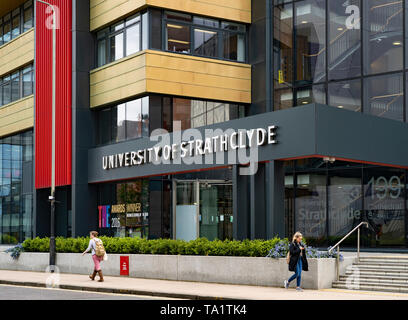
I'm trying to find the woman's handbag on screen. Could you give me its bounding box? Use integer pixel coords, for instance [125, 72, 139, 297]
[103, 253, 108, 261]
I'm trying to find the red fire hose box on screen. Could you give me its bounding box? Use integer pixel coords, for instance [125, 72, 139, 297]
[120, 256, 129, 276]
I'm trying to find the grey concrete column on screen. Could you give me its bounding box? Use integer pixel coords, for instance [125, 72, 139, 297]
[265, 160, 285, 239]
[71, 0, 97, 237]
[233, 165, 250, 240]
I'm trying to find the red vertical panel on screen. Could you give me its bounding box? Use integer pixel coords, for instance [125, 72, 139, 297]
[35, 0, 72, 189]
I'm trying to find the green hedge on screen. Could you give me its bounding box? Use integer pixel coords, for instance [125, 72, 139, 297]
[22, 237, 287, 257]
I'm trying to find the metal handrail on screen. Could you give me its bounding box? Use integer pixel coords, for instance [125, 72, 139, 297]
[328, 221, 369, 281]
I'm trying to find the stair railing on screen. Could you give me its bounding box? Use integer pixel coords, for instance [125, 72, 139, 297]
[328, 221, 369, 281]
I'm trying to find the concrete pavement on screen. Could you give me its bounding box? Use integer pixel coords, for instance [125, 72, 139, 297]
[0, 270, 408, 300]
[0, 284, 166, 300]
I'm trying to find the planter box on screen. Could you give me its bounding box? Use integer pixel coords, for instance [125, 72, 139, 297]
[0, 252, 355, 289]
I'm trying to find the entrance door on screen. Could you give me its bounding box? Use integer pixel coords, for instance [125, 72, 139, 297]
[174, 180, 233, 241]
[174, 181, 199, 241]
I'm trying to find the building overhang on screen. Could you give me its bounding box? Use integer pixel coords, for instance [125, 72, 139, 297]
[88, 104, 408, 183]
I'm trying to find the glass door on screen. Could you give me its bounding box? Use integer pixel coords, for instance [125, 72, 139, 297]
[174, 181, 199, 241]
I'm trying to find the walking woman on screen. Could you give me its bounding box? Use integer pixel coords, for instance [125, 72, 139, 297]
[82, 231, 105, 282]
[284, 232, 308, 291]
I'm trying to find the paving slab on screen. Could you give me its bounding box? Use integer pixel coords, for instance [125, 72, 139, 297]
[0, 270, 408, 300]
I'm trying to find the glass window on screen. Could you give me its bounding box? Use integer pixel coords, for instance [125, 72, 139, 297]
[23, 1, 33, 32]
[110, 32, 124, 62]
[0, 18, 4, 46]
[3, 14, 11, 43]
[126, 99, 142, 140]
[22, 65, 33, 97]
[295, 84, 326, 106]
[142, 12, 148, 50]
[166, 23, 191, 53]
[194, 28, 218, 58]
[173, 98, 192, 131]
[363, 167, 405, 247]
[126, 23, 140, 55]
[3, 75, 11, 105]
[294, 0, 326, 85]
[11, 9, 20, 39]
[113, 103, 126, 142]
[194, 17, 218, 28]
[274, 3, 293, 103]
[328, 0, 361, 80]
[97, 38, 107, 67]
[11, 72, 20, 102]
[328, 79, 361, 112]
[125, 14, 140, 26]
[274, 85, 293, 110]
[223, 32, 245, 62]
[141, 96, 149, 137]
[295, 173, 327, 247]
[364, 0, 403, 75]
[364, 73, 403, 121]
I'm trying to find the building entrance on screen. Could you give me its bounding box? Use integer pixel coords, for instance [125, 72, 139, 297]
[173, 180, 233, 241]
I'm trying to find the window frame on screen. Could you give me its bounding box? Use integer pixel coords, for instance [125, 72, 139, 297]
[0, 0, 33, 48]
[162, 10, 248, 63]
[96, 11, 147, 68]
[0, 63, 34, 108]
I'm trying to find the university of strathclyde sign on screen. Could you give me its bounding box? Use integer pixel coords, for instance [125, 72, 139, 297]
[102, 126, 278, 171]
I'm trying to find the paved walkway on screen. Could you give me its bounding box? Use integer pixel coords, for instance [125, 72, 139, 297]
[0, 270, 407, 300]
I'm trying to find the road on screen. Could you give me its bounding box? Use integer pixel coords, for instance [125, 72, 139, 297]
[0, 284, 166, 300]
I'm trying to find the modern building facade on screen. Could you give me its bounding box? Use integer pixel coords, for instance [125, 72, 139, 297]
[1, 0, 408, 250]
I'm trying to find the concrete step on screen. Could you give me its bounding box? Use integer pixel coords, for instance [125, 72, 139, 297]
[339, 276, 408, 286]
[340, 274, 408, 282]
[332, 282, 408, 293]
[358, 259, 408, 265]
[346, 265, 408, 273]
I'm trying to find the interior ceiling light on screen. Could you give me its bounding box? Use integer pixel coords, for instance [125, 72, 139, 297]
[167, 24, 183, 29]
[393, 41, 402, 46]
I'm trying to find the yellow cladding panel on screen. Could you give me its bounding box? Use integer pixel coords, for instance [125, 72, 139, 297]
[90, 52, 147, 108]
[90, 0, 250, 31]
[0, 29, 34, 77]
[0, 95, 34, 137]
[145, 51, 251, 103]
[90, 50, 251, 108]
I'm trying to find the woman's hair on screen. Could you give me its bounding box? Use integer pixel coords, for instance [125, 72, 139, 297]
[90, 231, 98, 237]
[292, 231, 303, 242]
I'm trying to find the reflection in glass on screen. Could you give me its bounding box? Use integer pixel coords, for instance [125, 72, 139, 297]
[296, 84, 325, 105]
[328, 171, 362, 246]
[110, 33, 124, 62]
[363, 168, 405, 247]
[295, 0, 326, 84]
[274, 4, 293, 90]
[194, 29, 218, 58]
[364, 0, 403, 75]
[328, 80, 361, 112]
[126, 24, 140, 55]
[365, 73, 403, 121]
[223, 33, 245, 62]
[126, 99, 142, 140]
[328, 0, 361, 80]
[295, 173, 327, 247]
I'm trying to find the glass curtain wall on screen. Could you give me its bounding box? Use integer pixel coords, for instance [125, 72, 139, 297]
[284, 159, 407, 249]
[97, 179, 150, 238]
[0, 130, 33, 244]
[96, 95, 247, 146]
[273, 0, 406, 122]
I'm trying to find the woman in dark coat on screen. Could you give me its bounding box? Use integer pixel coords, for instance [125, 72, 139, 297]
[284, 232, 308, 291]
